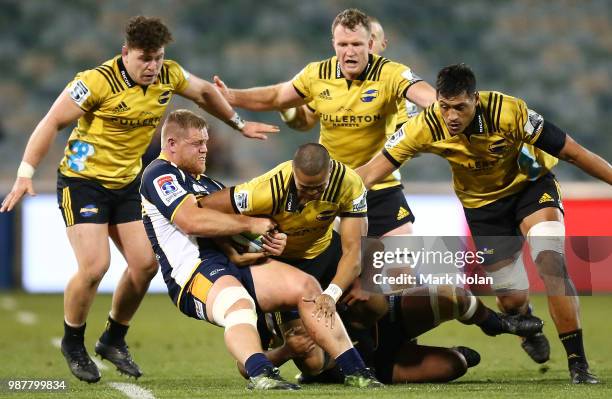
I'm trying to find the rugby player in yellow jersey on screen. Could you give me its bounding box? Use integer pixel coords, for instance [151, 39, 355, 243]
[0, 16, 278, 383]
[203, 143, 383, 387]
[213, 9, 436, 238]
[280, 17, 420, 133]
[358, 63, 612, 384]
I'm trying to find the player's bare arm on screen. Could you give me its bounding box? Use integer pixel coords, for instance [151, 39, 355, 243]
[405, 80, 436, 108]
[356, 153, 400, 190]
[1, 91, 84, 212]
[557, 134, 612, 185]
[172, 194, 275, 236]
[179, 74, 279, 140]
[213, 77, 306, 111]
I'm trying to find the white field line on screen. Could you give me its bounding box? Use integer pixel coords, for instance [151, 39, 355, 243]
[108, 382, 156, 399]
[0, 296, 17, 311]
[16, 310, 37, 325]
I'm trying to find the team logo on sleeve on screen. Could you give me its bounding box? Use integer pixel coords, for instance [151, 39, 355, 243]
[352, 190, 367, 213]
[154, 174, 187, 206]
[524, 109, 544, 140]
[234, 190, 250, 212]
[385, 127, 405, 149]
[68, 80, 91, 106]
[401, 69, 422, 84]
[361, 89, 378, 103]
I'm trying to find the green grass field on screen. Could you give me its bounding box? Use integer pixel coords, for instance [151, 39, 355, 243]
[0, 293, 610, 398]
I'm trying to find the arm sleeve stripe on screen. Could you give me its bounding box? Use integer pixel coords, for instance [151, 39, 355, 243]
[170, 194, 193, 223]
[382, 149, 402, 168]
[339, 212, 367, 218]
[292, 84, 306, 98]
[229, 186, 240, 214]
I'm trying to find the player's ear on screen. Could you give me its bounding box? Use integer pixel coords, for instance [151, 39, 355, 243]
[121, 45, 129, 59]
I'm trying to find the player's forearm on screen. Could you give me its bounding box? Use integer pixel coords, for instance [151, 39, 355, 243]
[22, 115, 62, 168]
[331, 252, 361, 292]
[405, 81, 436, 108]
[179, 209, 253, 237]
[559, 137, 612, 185]
[230, 85, 285, 111]
[197, 81, 240, 121]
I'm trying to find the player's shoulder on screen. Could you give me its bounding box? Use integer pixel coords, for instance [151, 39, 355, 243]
[241, 161, 292, 189]
[70, 56, 121, 97]
[407, 104, 445, 144]
[160, 58, 190, 84]
[479, 90, 526, 131]
[321, 160, 362, 203]
[142, 158, 184, 184]
[304, 56, 336, 80]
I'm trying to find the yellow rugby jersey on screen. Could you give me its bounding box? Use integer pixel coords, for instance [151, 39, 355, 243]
[59, 56, 189, 189]
[292, 54, 422, 191]
[230, 160, 367, 259]
[383, 91, 558, 208]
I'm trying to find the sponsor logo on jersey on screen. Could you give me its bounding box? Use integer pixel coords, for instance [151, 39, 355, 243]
[385, 127, 405, 149]
[318, 89, 332, 100]
[361, 89, 378, 103]
[110, 116, 161, 129]
[68, 80, 90, 106]
[234, 191, 249, 212]
[158, 90, 171, 105]
[79, 204, 99, 217]
[396, 206, 410, 221]
[401, 69, 422, 84]
[154, 174, 187, 206]
[193, 299, 205, 320]
[320, 113, 381, 127]
[111, 101, 130, 113]
[209, 268, 226, 276]
[524, 109, 544, 141]
[352, 190, 367, 213]
[539, 193, 554, 204]
[316, 209, 336, 221]
[193, 183, 209, 194]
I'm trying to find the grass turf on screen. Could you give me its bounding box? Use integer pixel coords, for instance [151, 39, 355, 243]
[0, 293, 610, 398]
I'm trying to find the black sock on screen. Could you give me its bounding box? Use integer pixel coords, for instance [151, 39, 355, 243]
[99, 316, 129, 346]
[63, 321, 86, 345]
[476, 309, 505, 336]
[559, 329, 587, 367]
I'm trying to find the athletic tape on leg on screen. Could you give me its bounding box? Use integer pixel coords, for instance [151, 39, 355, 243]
[212, 286, 255, 326]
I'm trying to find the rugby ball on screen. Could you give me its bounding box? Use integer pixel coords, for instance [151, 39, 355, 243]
[231, 232, 264, 253]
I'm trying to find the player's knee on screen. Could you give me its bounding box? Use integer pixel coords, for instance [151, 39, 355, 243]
[78, 261, 110, 286]
[298, 274, 323, 301]
[496, 292, 529, 314]
[444, 351, 468, 381]
[211, 286, 257, 332]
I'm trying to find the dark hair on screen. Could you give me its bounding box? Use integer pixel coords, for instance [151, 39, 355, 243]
[293, 143, 330, 176]
[436, 63, 477, 98]
[331, 8, 371, 36]
[125, 16, 173, 52]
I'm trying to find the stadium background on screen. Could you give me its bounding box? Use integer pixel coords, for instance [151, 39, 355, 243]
[0, 1, 611, 397]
